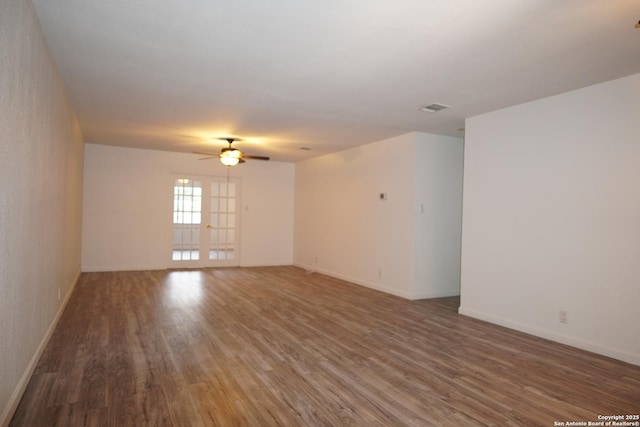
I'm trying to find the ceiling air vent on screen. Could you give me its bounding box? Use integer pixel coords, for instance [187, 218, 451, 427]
[419, 103, 451, 113]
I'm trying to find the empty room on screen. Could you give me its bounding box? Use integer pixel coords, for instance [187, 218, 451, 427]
[1, 0, 639, 426]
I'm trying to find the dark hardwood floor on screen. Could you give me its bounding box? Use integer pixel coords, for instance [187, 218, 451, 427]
[10, 267, 640, 426]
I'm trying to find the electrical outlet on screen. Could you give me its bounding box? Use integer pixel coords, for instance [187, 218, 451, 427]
[559, 310, 568, 324]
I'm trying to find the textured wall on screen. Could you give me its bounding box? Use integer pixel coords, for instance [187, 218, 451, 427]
[0, 0, 83, 423]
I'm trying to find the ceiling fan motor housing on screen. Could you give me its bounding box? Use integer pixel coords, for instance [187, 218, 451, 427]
[221, 147, 242, 158]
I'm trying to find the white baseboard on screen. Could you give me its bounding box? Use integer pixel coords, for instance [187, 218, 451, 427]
[458, 306, 640, 366]
[294, 263, 415, 299]
[410, 289, 461, 300]
[81, 264, 166, 272]
[293, 263, 461, 301]
[238, 263, 292, 268]
[0, 273, 81, 427]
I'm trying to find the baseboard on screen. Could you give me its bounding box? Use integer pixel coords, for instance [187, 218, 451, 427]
[0, 273, 81, 427]
[238, 262, 294, 268]
[294, 262, 415, 299]
[81, 264, 167, 272]
[410, 289, 461, 300]
[458, 306, 640, 366]
[293, 263, 461, 301]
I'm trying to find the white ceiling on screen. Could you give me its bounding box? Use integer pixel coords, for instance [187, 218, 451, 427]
[32, 0, 640, 162]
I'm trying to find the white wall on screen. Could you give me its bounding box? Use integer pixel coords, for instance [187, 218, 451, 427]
[413, 133, 464, 298]
[82, 144, 294, 271]
[0, 0, 84, 424]
[460, 73, 640, 365]
[294, 132, 463, 299]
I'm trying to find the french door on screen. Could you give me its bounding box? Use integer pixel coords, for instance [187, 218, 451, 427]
[171, 176, 240, 267]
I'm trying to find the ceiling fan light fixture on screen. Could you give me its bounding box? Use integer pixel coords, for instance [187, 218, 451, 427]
[220, 148, 242, 166]
[220, 156, 240, 166]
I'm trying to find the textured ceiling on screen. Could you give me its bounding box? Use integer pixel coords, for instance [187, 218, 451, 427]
[32, 0, 640, 162]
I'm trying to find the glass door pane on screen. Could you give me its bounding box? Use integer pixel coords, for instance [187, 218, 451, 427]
[208, 180, 237, 262]
[172, 178, 202, 261]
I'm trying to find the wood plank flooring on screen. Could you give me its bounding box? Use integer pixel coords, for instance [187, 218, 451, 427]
[10, 267, 640, 426]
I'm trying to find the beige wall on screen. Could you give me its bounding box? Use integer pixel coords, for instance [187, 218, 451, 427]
[0, 1, 84, 424]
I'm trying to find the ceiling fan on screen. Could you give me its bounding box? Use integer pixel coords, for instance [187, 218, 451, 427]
[193, 138, 270, 166]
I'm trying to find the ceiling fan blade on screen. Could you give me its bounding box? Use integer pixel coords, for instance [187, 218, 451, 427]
[198, 156, 216, 160]
[242, 155, 270, 161]
[193, 150, 219, 156]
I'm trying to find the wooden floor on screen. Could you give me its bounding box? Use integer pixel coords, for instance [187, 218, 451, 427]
[10, 267, 640, 426]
